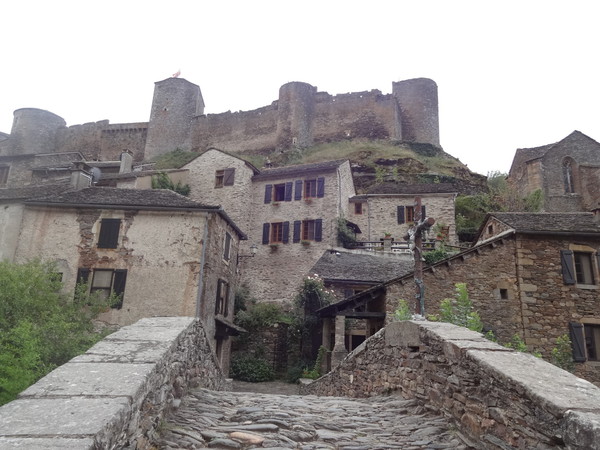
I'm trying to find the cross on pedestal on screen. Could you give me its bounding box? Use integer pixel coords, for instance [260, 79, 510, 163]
[403, 196, 435, 317]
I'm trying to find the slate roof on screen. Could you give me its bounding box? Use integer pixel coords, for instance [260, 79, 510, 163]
[183, 148, 261, 174]
[25, 187, 219, 210]
[0, 183, 73, 202]
[98, 168, 185, 181]
[252, 160, 348, 181]
[361, 182, 458, 196]
[311, 250, 414, 283]
[489, 212, 600, 234]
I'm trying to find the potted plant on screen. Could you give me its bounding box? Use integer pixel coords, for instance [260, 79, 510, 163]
[300, 240, 311, 246]
[269, 243, 279, 251]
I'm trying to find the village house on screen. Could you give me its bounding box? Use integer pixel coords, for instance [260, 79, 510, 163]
[507, 130, 600, 212]
[321, 211, 600, 384]
[4, 178, 246, 373]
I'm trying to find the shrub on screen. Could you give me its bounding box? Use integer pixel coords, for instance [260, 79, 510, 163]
[229, 355, 275, 382]
[431, 283, 483, 332]
[424, 247, 449, 265]
[337, 217, 357, 248]
[551, 334, 575, 372]
[393, 299, 412, 321]
[151, 172, 191, 196]
[234, 302, 286, 332]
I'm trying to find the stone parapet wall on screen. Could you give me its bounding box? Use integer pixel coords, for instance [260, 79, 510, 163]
[0, 317, 226, 450]
[301, 320, 600, 449]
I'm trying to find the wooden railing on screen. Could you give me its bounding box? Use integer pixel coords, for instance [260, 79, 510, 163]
[349, 240, 437, 254]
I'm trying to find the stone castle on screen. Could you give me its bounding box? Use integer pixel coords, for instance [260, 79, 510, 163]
[0, 77, 440, 163]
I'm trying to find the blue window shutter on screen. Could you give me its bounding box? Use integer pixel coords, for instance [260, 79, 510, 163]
[284, 182, 293, 202]
[317, 177, 325, 198]
[397, 206, 405, 224]
[282, 221, 290, 243]
[560, 250, 576, 285]
[315, 219, 323, 242]
[264, 185, 272, 204]
[293, 220, 301, 243]
[569, 322, 586, 362]
[262, 223, 270, 244]
[295, 180, 303, 200]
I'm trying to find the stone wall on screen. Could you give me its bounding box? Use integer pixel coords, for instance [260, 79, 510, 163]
[0, 317, 227, 449]
[301, 320, 600, 449]
[349, 193, 457, 244]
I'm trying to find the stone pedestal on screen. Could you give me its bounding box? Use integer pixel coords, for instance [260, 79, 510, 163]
[331, 315, 348, 369]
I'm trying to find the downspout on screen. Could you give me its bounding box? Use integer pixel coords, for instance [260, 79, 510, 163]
[195, 214, 210, 319]
[513, 234, 528, 343]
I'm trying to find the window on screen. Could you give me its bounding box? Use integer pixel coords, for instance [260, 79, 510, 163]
[304, 179, 317, 199]
[302, 220, 316, 240]
[575, 252, 595, 285]
[215, 279, 229, 316]
[570, 322, 600, 362]
[563, 159, 575, 193]
[0, 166, 9, 186]
[223, 232, 232, 262]
[354, 202, 363, 215]
[398, 205, 426, 224]
[77, 268, 127, 309]
[273, 183, 286, 201]
[488, 225, 494, 235]
[271, 222, 284, 243]
[561, 249, 598, 286]
[215, 170, 224, 188]
[97, 219, 121, 249]
[500, 288, 508, 300]
[216, 168, 235, 188]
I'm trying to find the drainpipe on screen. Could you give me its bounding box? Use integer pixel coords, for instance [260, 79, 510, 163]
[195, 214, 210, 318]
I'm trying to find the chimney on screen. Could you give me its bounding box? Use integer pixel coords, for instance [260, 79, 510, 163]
[119, 150, 133, 174]
[70, 161, 92, 190]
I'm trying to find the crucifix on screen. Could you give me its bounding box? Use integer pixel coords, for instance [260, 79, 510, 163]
[403, 196, 435, 317]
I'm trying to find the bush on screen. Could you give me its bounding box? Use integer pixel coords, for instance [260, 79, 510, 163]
[235, 302, 287, 332]
[551, 334, 575, 372]
[393, 299, 412, 321]
[229, 355, 275, 382]
[430, 283, 483, 332]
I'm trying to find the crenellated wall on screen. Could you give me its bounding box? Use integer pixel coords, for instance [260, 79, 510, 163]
[0, 317, 227, 450]
[301, 320, 600, 449]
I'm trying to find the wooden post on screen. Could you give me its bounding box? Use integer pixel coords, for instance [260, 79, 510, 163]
[404, 197, 435, 317]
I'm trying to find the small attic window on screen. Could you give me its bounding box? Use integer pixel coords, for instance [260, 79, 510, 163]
[488, 224, 494, 235]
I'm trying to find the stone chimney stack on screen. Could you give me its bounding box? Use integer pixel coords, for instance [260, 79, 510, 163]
[70, 161, 92, 190]
[119, 150, 133, 174]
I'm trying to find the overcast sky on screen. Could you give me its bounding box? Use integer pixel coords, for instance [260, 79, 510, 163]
[1, 1, 598, 176]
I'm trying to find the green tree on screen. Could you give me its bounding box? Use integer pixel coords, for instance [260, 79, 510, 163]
[432, 283, 483, 332]
[0, 260, 110, 405]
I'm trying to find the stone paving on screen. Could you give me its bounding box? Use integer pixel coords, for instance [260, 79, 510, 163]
[156, 384, 471, 449]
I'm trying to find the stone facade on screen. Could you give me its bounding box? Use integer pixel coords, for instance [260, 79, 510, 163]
[302, 320, 600, 449]
[349, 190, 457, 244]
[508, 130, 600, 212]
[0, 317, 227, 449]
[9, 187, 244, 373]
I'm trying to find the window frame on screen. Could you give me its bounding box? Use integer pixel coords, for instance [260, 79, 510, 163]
[561, 248, 599, 287]
[215, 279, 230, 317]
[223, 232, 232, 262]
[271, 222, 284, 243]
[82, 268, 127, 309]
[354, 202, 363, 215]
[302, 220, 316, 241]
[0, 165, 9, 186]
[273, 184, 286, 202]
[215, 170, 224, 188]
[304, 179, 317, 199]
[574, 251, 595, 285]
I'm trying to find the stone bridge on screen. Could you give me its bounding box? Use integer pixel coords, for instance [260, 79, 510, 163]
[1, 318, 599, 449]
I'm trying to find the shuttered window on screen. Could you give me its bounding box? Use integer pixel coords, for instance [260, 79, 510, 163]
[80, 268, 127, 309]
[317, 177, 325, 198]
[315, 219, 323, 242]
[264, 185, 273, 204]
[295, 180, 303, 200]
[97, 219, 121, 249]
[223, 232, 232, 261]
[293, 220, 301, 243]
[215, 279, 230, 316]
[223, 168, 235, 186]
[569, 322, 586, 362]
[304, 179, 317, 198]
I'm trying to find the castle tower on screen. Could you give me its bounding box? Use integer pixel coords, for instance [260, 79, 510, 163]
[392, 78, 440, 147]
[144, 77, 204, 161]
[5, 108, 66, 156]
[276, 82, 316, 150]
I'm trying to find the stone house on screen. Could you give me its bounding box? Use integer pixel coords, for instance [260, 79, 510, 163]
[348, 182, 458, 245]
[320, 211, 600, 384]
[7, 186, 246, 373]
[507, 130, 600, 212]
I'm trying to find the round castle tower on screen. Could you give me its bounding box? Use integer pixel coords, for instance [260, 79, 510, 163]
[392, 78, 440, 147]
[276, 82, 316, 150]
[6, 108, 66, 156]
[144, 77, 205, 161]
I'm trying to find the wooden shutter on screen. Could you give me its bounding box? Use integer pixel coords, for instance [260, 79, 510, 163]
[397, 206, 405, 224]
[317, 177, 325, 198]
[223, 168, 235, 186]
[569, 322, 586, 362]
[421, 205, 426, 220]
[264, 185, 273, 203]
[262, 223, 270, 244]
[76, 268, 91, 284]
[560, 250, 576, 285]
[112, 269, 127, 310]
[282, 221, 290, 243]
[284, 182, 293, 202]
[295, 180, 303, 200]
[215, 279, 223, 315]
[293, 220, 301, 243]
[315, 219, 323, 242]
[98, 219, 120, 249]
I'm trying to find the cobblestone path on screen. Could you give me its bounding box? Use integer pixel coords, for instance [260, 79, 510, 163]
[157, 386, 470, 449]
